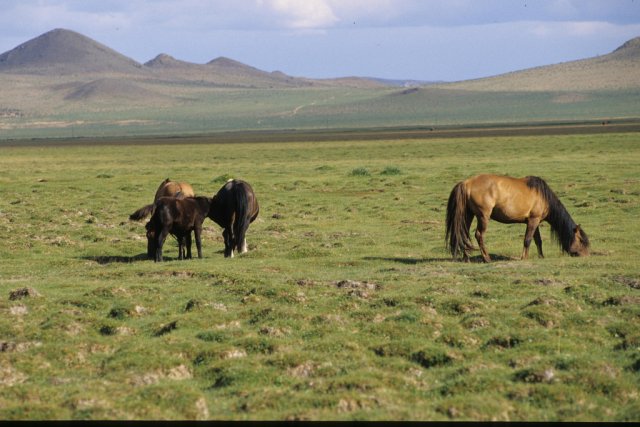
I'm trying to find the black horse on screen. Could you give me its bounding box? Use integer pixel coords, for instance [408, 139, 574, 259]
[209, 179, 259, 258]
[146, 196, 212, 262]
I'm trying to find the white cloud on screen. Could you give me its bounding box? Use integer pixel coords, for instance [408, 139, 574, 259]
[258, 0, 338, 29]
[528, 20, 627, 39]
[565, 21, 615, 36]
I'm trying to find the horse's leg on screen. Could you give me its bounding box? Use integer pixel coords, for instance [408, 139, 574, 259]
[235, 235, 245, 254]
[223, 228, 233, 258]
[463, 210, 475, 261]
[181, 236, 187, 259]
[475, 215, 491, 262]
[533, 226, 544, 258]
[237, 222, 249, 254]
[178, 237, 184, 260]
[185, 232, 193, 259]
[194, 227, 203, 259]
[156, 229, 169, 262]
[521, 217, 541, 259]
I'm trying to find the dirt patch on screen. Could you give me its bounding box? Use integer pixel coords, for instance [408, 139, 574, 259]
[0, 341, 42, 353]
[166, 364, 193, 380]
[513, 368, 556, 384]
[9, 287, 41, 300]
[288, 361, 315, 378]
[334, 280, 381, 290]
[221, 349, 247, 359]
[0, 365, 28, 386]
[603, 295, 640, 306]
[612, 275, 640, 290]
[259, 326, 290, 337]
[532, 278, 564, 286]
[296, 279, 319, 287]
[525, 296, 560, 307]
[153, 320, 178, 337]
[484, 335, 521, 349]
[130, 364, 192, 386]
[10, 305, 28, 316]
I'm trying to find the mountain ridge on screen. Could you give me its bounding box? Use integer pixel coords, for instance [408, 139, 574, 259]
[2, 28, 638, 92]
[0, 29, 378, 88]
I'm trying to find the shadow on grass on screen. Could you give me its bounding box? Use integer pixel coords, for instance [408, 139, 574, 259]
[82, 253, 212, 264]
[364, 256, 448, 264]
[364, 253, 515, 264]
[82, 254, 151, 265]
[467, 254, 516, 262]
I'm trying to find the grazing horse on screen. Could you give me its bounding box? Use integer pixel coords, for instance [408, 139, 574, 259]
[146, 196, 212, 262]
[445, 174, 589, 262]
[209, 179, 259, 258]
[129, 178, 195, 221]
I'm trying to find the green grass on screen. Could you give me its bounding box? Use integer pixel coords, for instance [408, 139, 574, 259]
[0, 132, 639, 421]
[1, 85, 639, 139]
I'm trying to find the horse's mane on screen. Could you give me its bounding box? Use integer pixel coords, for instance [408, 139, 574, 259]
[525, 176, 589, 253]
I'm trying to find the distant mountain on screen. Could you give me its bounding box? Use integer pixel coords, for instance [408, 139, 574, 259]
[0, 29, 394, 89]
[0, 28, 145, 75]
[144, 54, 309, 87]
[442, 36, 640, 91]
[144, 53, 200, 70]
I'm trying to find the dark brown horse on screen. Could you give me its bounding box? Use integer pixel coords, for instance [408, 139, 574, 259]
[209, 179, 259, 258]
[129, 178, 195, 221]
[446, 174, 589, 262]
[146, 196, 212, 262]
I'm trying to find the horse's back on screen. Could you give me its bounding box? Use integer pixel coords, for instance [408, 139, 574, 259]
[154, 179, 195, 200]
[220, 179, 256, 204]
[177, 182, 195, 198]
[211, 179, 259, 225]
[464, 174, 542, 222]
[153, 196, 210, 232]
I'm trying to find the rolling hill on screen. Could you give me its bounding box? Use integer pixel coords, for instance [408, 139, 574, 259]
[0, 28, 638, 139]
[441, 37, 640, 92]
[0, 28, 145, 75]
[147, 53, 319, 88]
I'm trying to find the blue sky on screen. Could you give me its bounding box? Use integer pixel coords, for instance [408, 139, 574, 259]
[0, 0, 639, 81]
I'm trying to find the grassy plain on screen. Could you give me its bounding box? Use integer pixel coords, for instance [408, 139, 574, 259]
[2, 83, 639, 139]
[0, 131, 639, 421]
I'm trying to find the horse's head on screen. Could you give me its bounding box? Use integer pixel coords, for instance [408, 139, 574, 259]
[145, 222, 158, 259]
[568, 225, 590, 257]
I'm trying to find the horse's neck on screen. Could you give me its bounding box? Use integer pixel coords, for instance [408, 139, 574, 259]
[207, 197, 225, 223]
[195, 196, 212, 213]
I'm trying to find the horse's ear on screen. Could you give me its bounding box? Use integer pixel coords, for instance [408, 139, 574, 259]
[574, 224, 581, 233]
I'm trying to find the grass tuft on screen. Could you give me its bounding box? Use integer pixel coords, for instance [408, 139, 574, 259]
[349, 167, 370, 176]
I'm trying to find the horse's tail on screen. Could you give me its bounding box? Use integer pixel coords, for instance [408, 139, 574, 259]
[233, 184, 250, 252]
[445, 181, 474, 258]
[129, 203, 155, 221]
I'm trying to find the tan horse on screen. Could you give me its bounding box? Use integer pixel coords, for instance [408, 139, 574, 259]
[129, 178, 195, 221]
[446, 174, 589, 262]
